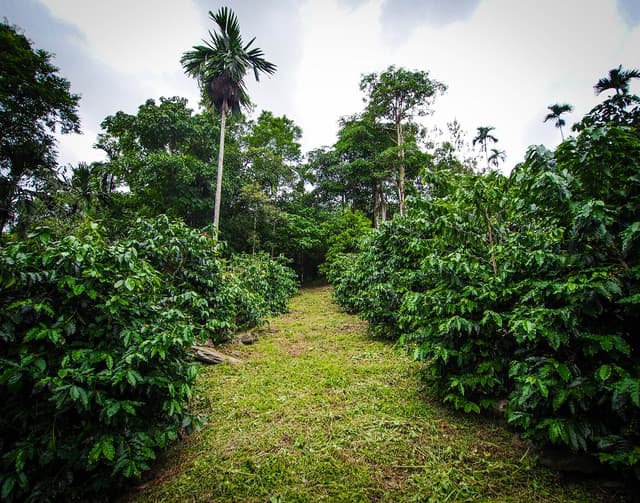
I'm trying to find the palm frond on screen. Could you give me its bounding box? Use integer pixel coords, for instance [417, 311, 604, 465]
[181, 7, 276, 114]
[595, 65, 640, 95]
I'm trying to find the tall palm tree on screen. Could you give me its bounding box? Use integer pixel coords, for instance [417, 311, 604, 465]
[544, 103, 573, 141]
[487, 148, 506, 169]
[181, 7, 276, 233]
[594, 65, 640, 96]
[473, 126, 498, 169]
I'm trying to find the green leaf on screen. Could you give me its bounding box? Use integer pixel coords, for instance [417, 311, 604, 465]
[70, 385, 90, 409]
[121, 402, 137, 415]
[556, 363, 571, 382]
[105, 402, 120, 418]
[616, 378, 640, 407]
[33, 358, 46, 373]
[621, 221, 640, 255]
[463, 401, 481, 414]
[102, 438, 116, 461]
[124, 278, 136, 291]
[597, 364, 612, 382]
[126, 369, 142, 386]
[552, 389, 569, 411]
[1, 477, 16, 500]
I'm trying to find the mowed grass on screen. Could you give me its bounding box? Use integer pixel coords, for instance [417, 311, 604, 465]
[126, 286, 622, 502]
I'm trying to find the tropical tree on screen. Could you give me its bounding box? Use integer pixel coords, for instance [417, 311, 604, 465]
[544, 103, 573, 141]
[487, 148, 506, 169]
[243, 110, 302, 197]
[575, 67, 640, 132]
[594, 64, 640, 96]
[181, 7, 276, 234]
[473, 126, 498, 169]
[360, 66, 446, 216]
[96, 96, 219, 227]
[335, 114, 396, 227]
[0, 22, 80, 234]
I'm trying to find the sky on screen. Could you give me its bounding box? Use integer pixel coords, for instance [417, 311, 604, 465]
[3, 0, 640, 172]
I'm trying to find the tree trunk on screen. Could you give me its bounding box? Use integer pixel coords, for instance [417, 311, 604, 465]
[485, 207, 498, 275]
[251, 209, 257, 256]
[380, 183, 387, 223]
[0, 175, 19, 235]
[396, 120, 406, 216]
[373, 181, 388, 228]
[213, 100, 228, 236]
[559, 124, 565, 141]
[191, 345, 242, 365]
[484, 143, 489, 171]
[373, 183, 380, 229]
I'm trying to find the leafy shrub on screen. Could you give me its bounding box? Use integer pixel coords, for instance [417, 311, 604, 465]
[0, 216, 300, 500]
[0, 222, 201, 501]
[128, 216, 298, 336]
[126, 215, 233, 342]
[319, 209, 372, 278]
[230, 252, 299, 327]
[507, 127, 640, 470]
[328, 125, 640, 473]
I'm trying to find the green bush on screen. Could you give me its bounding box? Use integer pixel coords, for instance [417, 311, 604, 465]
[507, 127, 640, 470]
[319, 209, 372, 278]
[230, 252, 299, 325]
[126, 215, 234, 342]
[0, 216, 300, 500]
[328, 125, 640, 473]
[0, 222, 201, 501]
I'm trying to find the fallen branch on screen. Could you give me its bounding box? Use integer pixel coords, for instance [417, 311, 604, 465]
[191, 344, 243, 365]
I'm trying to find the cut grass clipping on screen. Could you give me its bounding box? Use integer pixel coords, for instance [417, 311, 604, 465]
[127, 286, 621, 502]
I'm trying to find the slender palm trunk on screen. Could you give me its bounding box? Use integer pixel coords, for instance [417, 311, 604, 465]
[213, 100, 228, 235]
[373, 183, 380, 229]
[484, 143, 489, 170]
[396, 120, 406, 216]
[484, 207, 497, 275]
[559, 125, 565, 141]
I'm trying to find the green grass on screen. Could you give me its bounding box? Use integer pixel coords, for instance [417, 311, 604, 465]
[125, 286, 623, 502]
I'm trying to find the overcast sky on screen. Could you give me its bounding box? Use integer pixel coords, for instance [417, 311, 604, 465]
[4, 0, 640, 172]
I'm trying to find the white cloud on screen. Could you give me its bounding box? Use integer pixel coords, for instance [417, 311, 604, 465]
[42, 0, 203, 77]
[291, 0, 639, 169]
[26, 0, 640, 171]
[293, 0, 390, 150]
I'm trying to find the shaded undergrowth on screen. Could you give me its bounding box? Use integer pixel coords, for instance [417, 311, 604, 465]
[125, 286, 623, 502]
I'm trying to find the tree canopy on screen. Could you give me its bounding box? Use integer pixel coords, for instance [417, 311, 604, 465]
[0, 22, 80, 234]
[360, 66, 446, 216]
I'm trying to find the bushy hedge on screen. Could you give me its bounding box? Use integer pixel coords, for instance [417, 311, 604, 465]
[230, 252, 299, 324]
[328, 125, 640, 473]
[0, 216, 298, 501]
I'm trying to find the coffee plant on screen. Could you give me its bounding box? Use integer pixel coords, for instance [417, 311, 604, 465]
[327, 125, 640, 474]
[0, 217, 298, 501]
[230, 252, 299, 326]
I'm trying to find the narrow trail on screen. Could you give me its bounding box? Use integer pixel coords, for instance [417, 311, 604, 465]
[128, 286, 616, 502]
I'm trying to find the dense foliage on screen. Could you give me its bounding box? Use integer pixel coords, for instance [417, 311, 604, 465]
[0, 22, 80, 234]
[329, 123, 640, 473]
[0, 217, 298, 501]
[4, 10, 640, 497]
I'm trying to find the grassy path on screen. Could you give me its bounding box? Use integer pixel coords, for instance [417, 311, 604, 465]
[128, 286, 617, 502]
